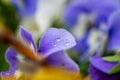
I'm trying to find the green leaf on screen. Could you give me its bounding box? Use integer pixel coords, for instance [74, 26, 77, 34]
[109, 64, 120, 74]
[0, 0, 20, 33]
[103, 56, 120, 62]
[0, 43, 9, 72]
[103, 56, 120, 74]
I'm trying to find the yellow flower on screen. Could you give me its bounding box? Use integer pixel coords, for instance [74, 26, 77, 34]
[32, 66, 81, 80]
[1, 66, 81, 80]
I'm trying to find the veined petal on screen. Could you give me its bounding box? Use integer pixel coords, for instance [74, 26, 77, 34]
[89, 64, 120, 80]
[20, 26, 36, 52]
[39, 28, 76, 57]
[90, 56, 119, 74]
[46, 51, 79, 72]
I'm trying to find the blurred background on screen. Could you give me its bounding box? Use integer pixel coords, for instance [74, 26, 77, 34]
[1, 0, 120, 80]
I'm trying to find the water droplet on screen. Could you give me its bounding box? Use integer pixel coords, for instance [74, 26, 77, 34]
[65, 42, 70, 46]
[56, 38, 61, 42]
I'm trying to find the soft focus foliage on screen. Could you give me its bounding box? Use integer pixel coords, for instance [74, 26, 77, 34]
[0, 43, 9, 72]
[103, 56, 120, 62]
[0, 0, 19, 32]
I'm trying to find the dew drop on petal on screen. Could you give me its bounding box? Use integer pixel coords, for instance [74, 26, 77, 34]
[56, 38, 61, 42]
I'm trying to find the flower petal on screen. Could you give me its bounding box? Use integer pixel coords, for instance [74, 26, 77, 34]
[63, 0, 91, 27]
[89, 64, 120, 80]
[107, 11, 120, 51]
[90, 56, 119, 74]
[63, 0, 119, 28]
[10, 0, 38, 17]
[21, 0, 38, 16]
[6, 48, 19, 71]
[74, 32, 89, 54]
[46, 51, 79, 72]
[38, 28, 76, 57]
[20, 26, 36, 52]
[1, 71, 15, 79]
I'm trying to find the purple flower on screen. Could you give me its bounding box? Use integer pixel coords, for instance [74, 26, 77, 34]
[62, 0, 120, 62]
[89, 57, 120, 80]
[73, 31, 90, 54]
[89, 11, 120, 80]
[63, 0, 119, 28]
[10, 0, 38, 18]
[0, 26, 79, 78]
[107, 10, 120, 51]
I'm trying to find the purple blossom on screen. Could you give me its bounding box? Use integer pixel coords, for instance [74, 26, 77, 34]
[107, 11, 120, 51]
[62, 0, 120, 61]
[73, 31, 90, 54]
[63, 0, 120, 28]
[9, 0, 38, 18]
[89, 10, 120, 80]
[1, 26, 79, 78]
[89, 57, 120, 80]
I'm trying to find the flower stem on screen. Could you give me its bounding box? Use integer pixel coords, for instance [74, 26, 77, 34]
[0, 28, 38, 62]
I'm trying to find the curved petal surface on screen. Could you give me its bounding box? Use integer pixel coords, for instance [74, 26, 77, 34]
[10, 0, 38, 17]
[6, 48, 19, 71]
[46, 51, 79, 72]
[39, 28, 76, 57]
[20, 26, 36, 52]
[89, 64, 120, 80]
[107, 11, 120, 51]
[90, 56, 118, 74]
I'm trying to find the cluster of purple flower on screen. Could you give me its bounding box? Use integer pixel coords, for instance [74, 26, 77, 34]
[63, 0, 120, 80]
[1, 26, 80, 79]
[1, 0, 120, 80]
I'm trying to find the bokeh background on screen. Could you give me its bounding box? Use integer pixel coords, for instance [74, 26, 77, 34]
[1, 0, 120, 80]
